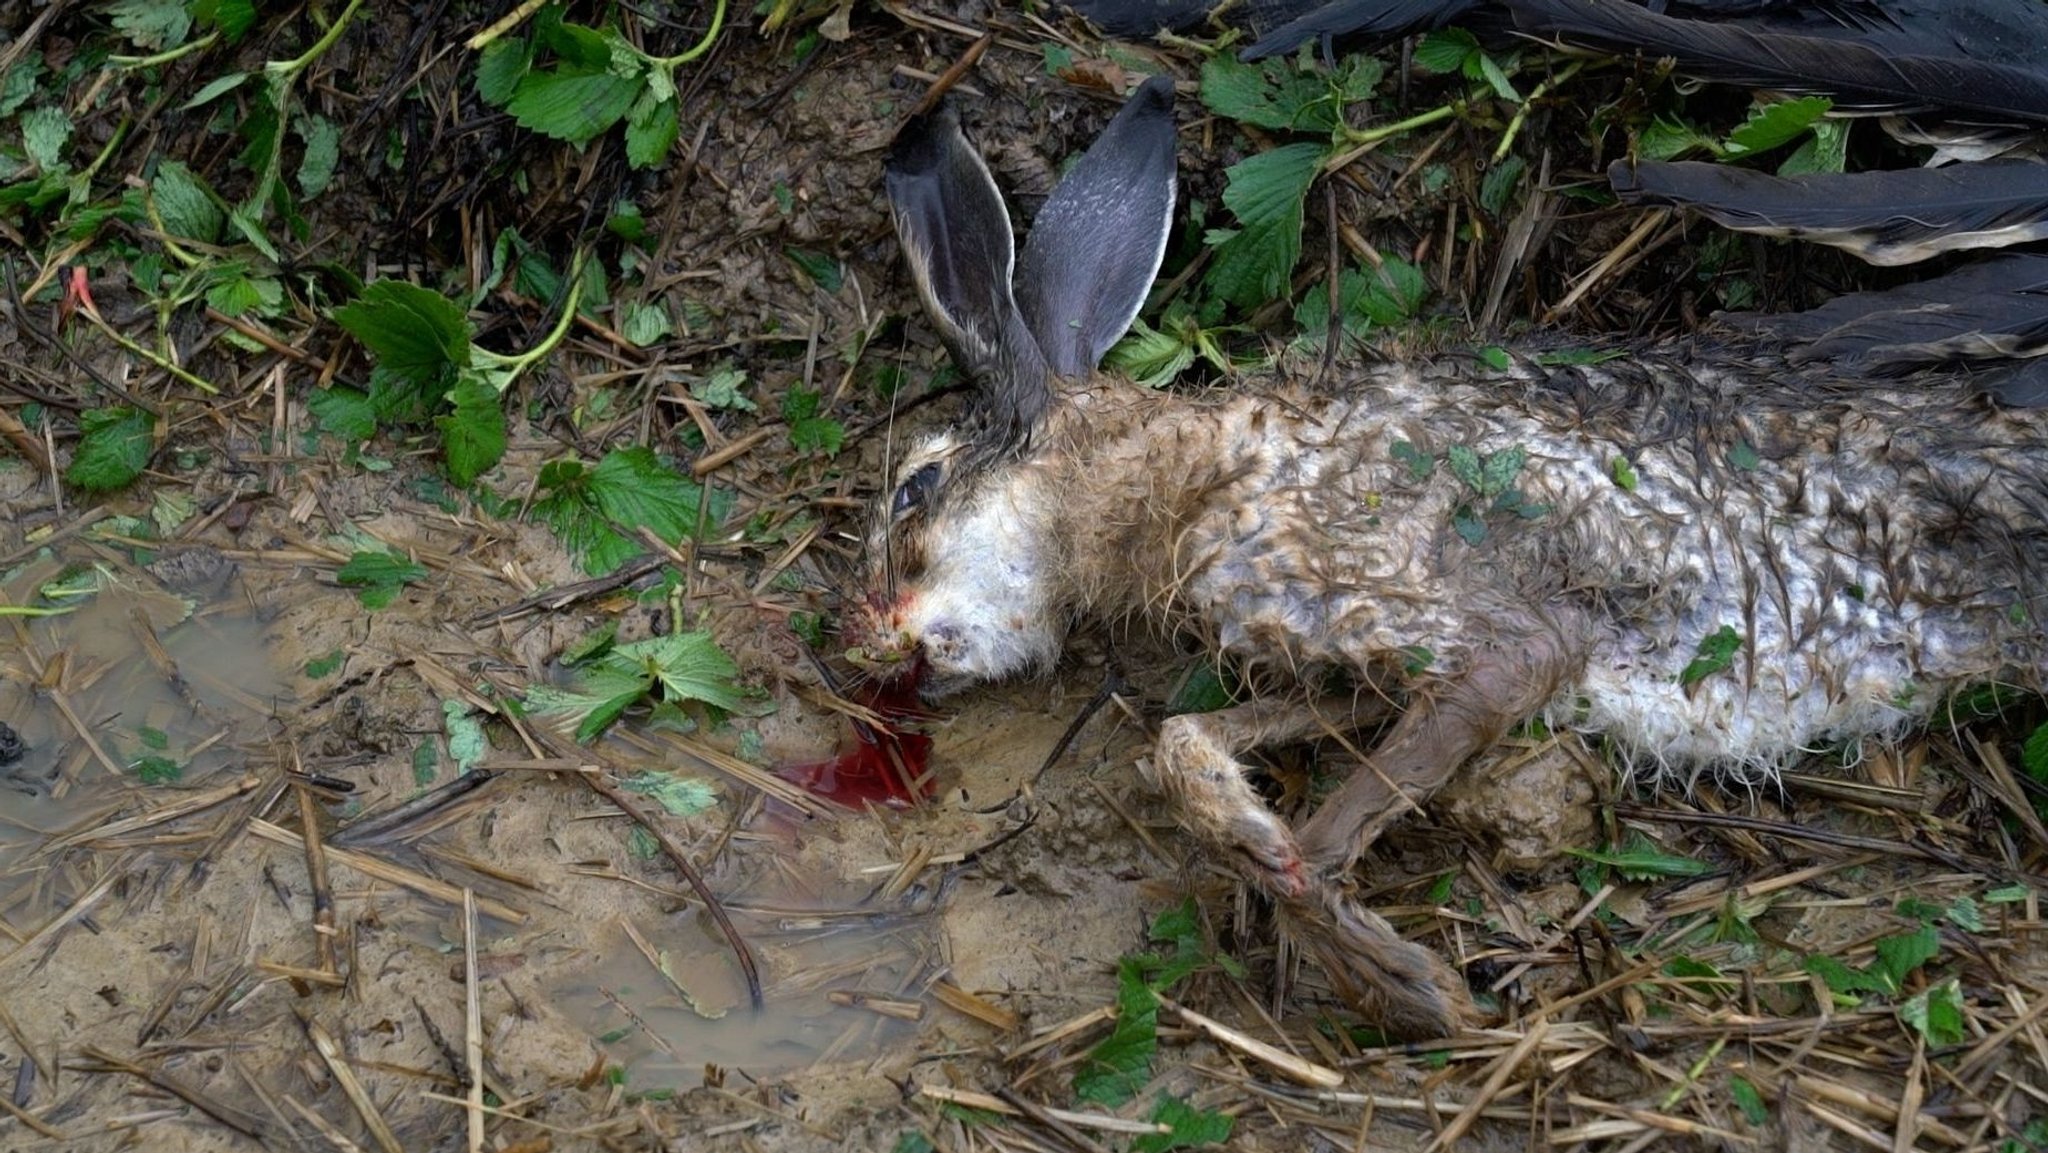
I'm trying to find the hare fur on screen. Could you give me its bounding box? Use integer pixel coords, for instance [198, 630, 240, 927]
[853, 75, 2048, 1039]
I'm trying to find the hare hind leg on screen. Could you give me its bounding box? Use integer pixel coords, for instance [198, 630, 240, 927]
[1144, 695, 1472, 1039]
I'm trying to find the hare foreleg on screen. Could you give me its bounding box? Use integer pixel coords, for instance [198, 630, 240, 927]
[1295, 619, 1589, 876]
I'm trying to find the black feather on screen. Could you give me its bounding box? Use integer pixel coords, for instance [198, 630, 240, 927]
[1512, 0, 2048, 124]
[1721, 255, 2048, 375]
[1610, 158, 2048, 265]
[1241, 0, 1483, 60]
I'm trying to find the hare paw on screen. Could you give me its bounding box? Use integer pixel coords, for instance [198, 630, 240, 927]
[1279, 885, 1474, 1041]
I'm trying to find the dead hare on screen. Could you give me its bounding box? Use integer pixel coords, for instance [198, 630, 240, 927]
[846, 75, 2048, 1039]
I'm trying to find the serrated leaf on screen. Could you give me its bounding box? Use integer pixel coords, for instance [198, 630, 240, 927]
[22, 106, 70, 173]
[526, 677, 647, 742]
[1199, 55, 1334, 133]
[1413, 28, 1478, 75]
[1475, 52, 1521, 102]
[1872, 924, 1940, 991]
[0, 51, 40, 118]
[507, 68, 643, 146]
[1135, 1096, 1233, 1152]
[589, 446, 722, 542]
[1106, 318, 1196, 388]
[1479, 446, 1525, 498]
[310, 386, 377, 442]
[335, 550, 429, 609]
[475, 37, 534, 107]
[789, 416, 844, 457]
[618, 770, 718, 816]
[443, 700, 488, 770]
[621, 301, 671, 347]
[1804, 953, 1890, 997]
[1639, 115, 1715, 163]
[333, 279, 472, 386]
[66, 407, 154, 491]
[437, 373, 507, 486]
[109, 0, 191, 51]
[786, 248, 844, 293]
[1898, 978, 1966, 1047]
[1295, 258, 1430, 340]
[620, 632, 750, 713]
[1073, 959, 1158, 1107]
[296, 115, 340, 199]
[1445, 444, 1483, 489]
[691, 365, 756, 412]
[625, 90, 679, 168]
[1679, 624, 1741, 687]
[1206, 143, 1323, 311]
[206, 271, 281, 317]
[193, 0, 256, 40]
[1724, 96, 1831, 157]
[151, 161, 223, 243]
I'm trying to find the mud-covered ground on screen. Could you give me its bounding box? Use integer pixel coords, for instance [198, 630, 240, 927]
[0, 2, 2045, 1151]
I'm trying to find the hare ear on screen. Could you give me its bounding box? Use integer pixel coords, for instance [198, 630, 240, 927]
[1015, 75, 1179, 377]
[886, 100, 1054, 442]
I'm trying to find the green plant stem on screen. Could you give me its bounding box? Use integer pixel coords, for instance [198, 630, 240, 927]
[268, 0, 368, 81]
[652, 0, 727, 68]
[78, 118, 132, 186]
[473, 249, 589, 383]
[108, 31, 221, 70]
[1493, 60, 1585, 162]
[1327, 102, 1461, 170]
[81, 312, 221, 395]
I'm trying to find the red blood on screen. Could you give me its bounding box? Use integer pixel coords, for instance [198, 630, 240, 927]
[780, 673, 935, 808]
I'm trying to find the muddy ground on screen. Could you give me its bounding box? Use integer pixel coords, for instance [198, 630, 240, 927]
[0, 1, 2045, 1151]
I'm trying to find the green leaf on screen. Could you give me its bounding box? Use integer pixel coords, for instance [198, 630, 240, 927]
[1728, 1076, 1769, 1126]
[2022, 721, 2048, 783]
[1445, 444, 1483, 490]
[1804, 953, 1891, 998]
[892, 1133, 937, 1153]
[151, 161, 224, 244]
[193, 0, 256, 40]
[108, 0, 191, 51]
[1199, 55, 1348, 134]
[1107, 318, 1197, 388]
[621, 302, 672, 347]
[305, 650, 344, 678]
[1777, 118, 1849, 176]
[332, 279, 473, 386]
[132, 754, 183, 785]
[335, 550, 429, 609]
[1293, 258, 1430, 340]
[786, 248, 844, 293]
[181, 70, 250, 110]
[1871, 924, 1940, 992]
[1638, 115, 1716, 163]
[1679, 624, 1742, 687]
[1898, 978, 1966, 1047]
[1478, 445, 1525, 498]
[1566, 836, 1709, 880]
[1073, 959, 1159, 1107]
[437, 372, 508, 485]
[1134, 1096, 1233, 1152]
[691, 365, 757, 412]
[1480, 155, 1526, 219]
[1727, 439, 1761, 471]
[310, 386, 377, 442]
[1723, 96, 1832, 156]
[507, 68, 643, 146]
[1206, 143, 1323, 310]
[1391, 440, 1434, 481]
[1166, 663, 1232, 715]
[22, 106, 70, 173]
[1610, 456, 1638, 491]
[0, 50, 40, 118]
[620, 632, 751, 713]
[205, 270, 282, 318]
[618, 770, 719, 816]
[476, 37, 535, 107]
[296, 115, 341, 199]
[1413, 29, 1479, 75]
[534, 448, 733, 575]
[66, 407, 154, 492]
[625, 90, 680, 169]
[444, 700, 488, 771]
[527, 673, 649, 742]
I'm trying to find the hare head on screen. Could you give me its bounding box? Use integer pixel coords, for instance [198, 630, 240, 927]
[847, 77, 1179, 697]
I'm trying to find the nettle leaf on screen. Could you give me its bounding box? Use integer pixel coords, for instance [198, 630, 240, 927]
[625, 90, 680, 169]
[443, 700, 488, 770]
[535, 448, 733, 575]
[1724, 96, 1832, 157]
[1135, 1096, 1233, 1153]
[1206, 142, 1323, 310]
[310, 387, 377, 441]
[1073, 958, 1159, 1108]
[1294, 258, 1430, 340]
[1478, 445, 1526, 498]
[193, 0, 256, 41]
[335, 550, 429, 609]
[1107, 317, 1196, 388]
[1200, 55, 1345, 134]
[1679, 624, 1741, 687]
[621, 301, 672, 347]
[1445, 444, 1483, 490]
[66, 407, 155, 491]
[786, 248, 844, 293]
[691, 365, 757, 412]
[1871, 923, 1940, 992]
[437, 373, 508, 486]
[621, 632, 750, 713]
[296, 115, 341, 199]
[1898, 978, 1966, 1047]
[507, 68, 644, 147]
[22, 106, 71, 173]
[1778, 117, 1848, 177]
[109, 0, 191, 51]
[475, 36, 535, 106]
[1413, 28, 1479, 74]
[1639, 115, 1716, 163]
[204, 270, 282, 317]
[332, 279, 473, 386]
[151, 161, 224, 243]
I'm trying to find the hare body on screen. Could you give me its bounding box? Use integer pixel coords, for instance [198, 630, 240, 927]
[862, 76, 2048, 1038]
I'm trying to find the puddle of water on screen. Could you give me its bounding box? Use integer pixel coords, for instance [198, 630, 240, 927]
[554, 874, 934, 1088]
[0, 547, 284, 913]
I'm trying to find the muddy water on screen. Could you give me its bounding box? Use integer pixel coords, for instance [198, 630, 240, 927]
[0, 545, 278, 910]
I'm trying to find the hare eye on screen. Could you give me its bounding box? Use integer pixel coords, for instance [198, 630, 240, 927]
[891, 462, 942, 517]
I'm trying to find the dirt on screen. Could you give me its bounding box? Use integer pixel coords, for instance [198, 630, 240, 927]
[0, 2, 2045, 1151]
